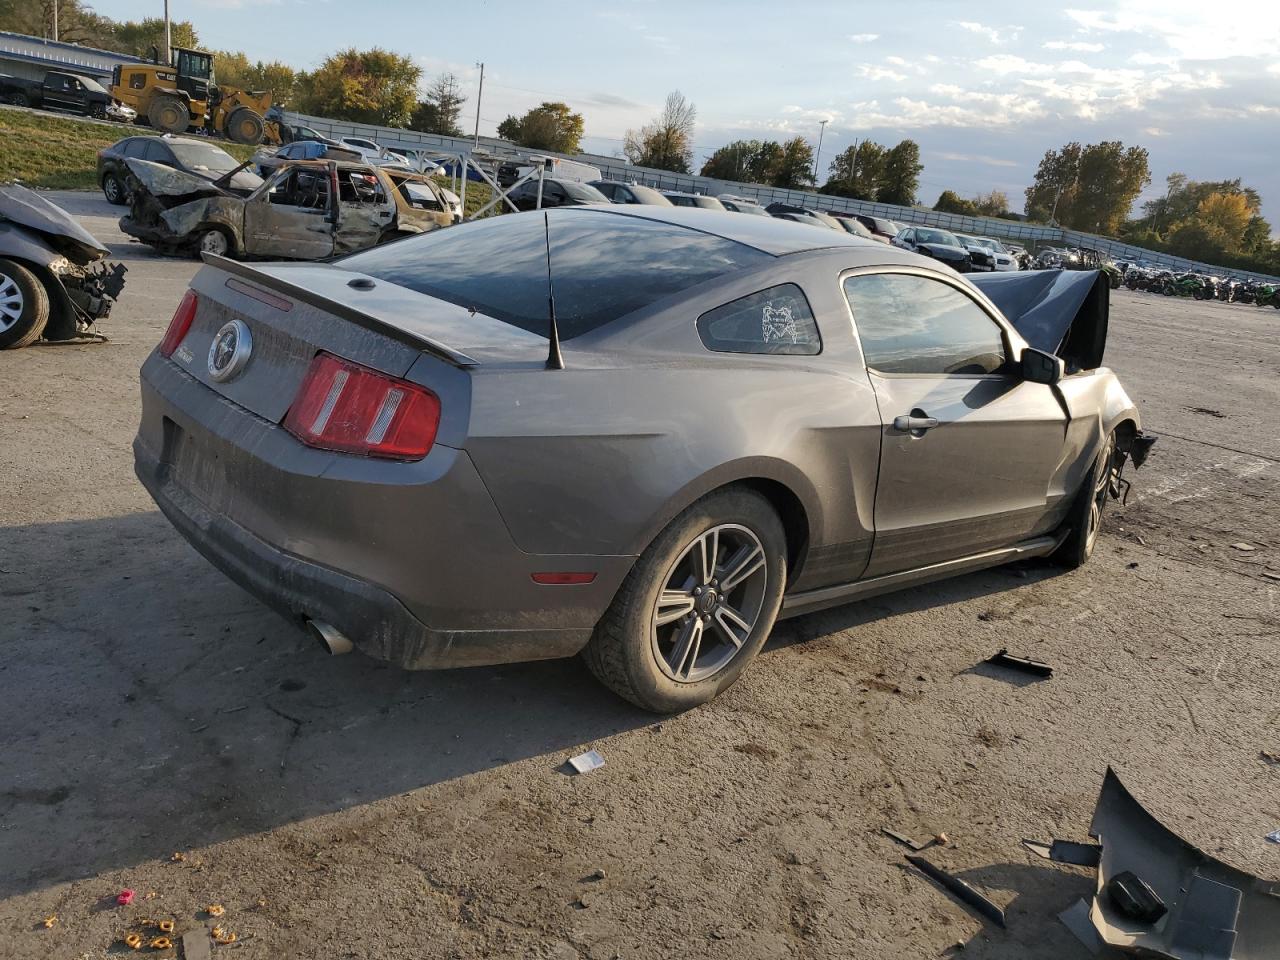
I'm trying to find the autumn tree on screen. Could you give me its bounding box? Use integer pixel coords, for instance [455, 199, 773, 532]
[410, 73, 466, 137]
[933, 190, 978, 216]
[0, 0, 116, 46]
[112, 17, 200, 59]
[295, 48, 421, 127]
[822, 141, 885, 200]
[700, 138, 812, 188]
[624, 91, 696, 173]
[212, 50, 298, 102]
[877, 140, 922, 206]
[973, 190, 1009, 217]
[1024, 140, 1150, 234]
[497, 102, 584, 153]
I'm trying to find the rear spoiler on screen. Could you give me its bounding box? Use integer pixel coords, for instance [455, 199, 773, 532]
[200, 252, 478, 368]
[968, 269, 1108, 371]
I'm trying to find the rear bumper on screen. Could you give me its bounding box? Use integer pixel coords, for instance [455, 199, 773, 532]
[134, 354, 633, 669]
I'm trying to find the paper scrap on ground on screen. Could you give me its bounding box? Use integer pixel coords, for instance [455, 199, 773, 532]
[568, 750, 605, 774]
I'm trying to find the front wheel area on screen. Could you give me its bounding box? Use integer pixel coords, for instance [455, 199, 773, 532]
[1053, 431, 1117, 569]
[583, 488, 787, 713]
[0, 257, 51, 349]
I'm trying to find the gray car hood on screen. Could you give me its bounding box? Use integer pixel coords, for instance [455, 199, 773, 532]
[0, 183, 109, 260]
[969, 269, 1109, 371]
[125, 158, 228, 199]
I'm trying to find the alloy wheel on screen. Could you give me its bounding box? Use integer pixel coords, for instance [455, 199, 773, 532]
[0, 272, 24, 333]
[104, 176, 122, 203]
[1085, 435, 1116, 554]
[650, 523, 768, 683]
[200, 230, 229, 256]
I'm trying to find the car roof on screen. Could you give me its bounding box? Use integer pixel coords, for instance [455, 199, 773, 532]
[551, 205, 894, 257]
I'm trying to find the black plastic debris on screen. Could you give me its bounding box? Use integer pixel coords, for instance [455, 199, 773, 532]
[1020, 838, 1102, 867]
[905, 854, 1007, 929]
[986, 648, 1053, 678]
[1107, 870, 1168, 923]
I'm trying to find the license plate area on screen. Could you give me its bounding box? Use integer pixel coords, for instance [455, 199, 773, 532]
[161, 417, 224, 512]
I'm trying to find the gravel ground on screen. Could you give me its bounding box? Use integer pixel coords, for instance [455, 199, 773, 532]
[1, 193, 1277, 960]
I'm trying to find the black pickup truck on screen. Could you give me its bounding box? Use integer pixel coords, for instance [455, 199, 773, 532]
[0, 70, 114, 118]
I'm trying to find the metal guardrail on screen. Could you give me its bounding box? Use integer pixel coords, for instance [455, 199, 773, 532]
[282, 110, 1280, 283]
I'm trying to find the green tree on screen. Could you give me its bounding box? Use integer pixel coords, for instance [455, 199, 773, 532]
[0, 0, 116, 46]
[296, 48, 421, 127]
[211, 50, 298, 102]
[821, 140, 886, 200]
[1024, 140, 1149, 234]
[113, 17, 200, 59]
[773, 136, 814, 189]
[877, 140, 922, 206]
[973, 189, 1009, 217]
[624, 91, 696, 173]
[496, 101, 584, 153]
[933, 190, 979, 216]
[410, 73, 466, 137]
[700, 140, 766, 181]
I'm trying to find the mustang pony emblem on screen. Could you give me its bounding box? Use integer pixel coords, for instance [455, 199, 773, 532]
[207, 319, 253, 382]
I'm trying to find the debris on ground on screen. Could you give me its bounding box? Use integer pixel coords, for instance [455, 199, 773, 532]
[1020, 837, 1102, 867]
[985, 649, 1053, 678]
[567, 750, 605, 774]
[1261, 751, 1280, 766]
[149, 936, 173, 949]
[41, 915, 56, 928]
[882, 827, 930, 851]
[583, 868, 607, 882]
[212, 925, 237, 944]
[905, 855, 1007, 928]
[206, 904, 226, 917]
[123, 932, 143, 949]
[117, 889, 136, 905]
[170, 852, 186, 862]
[1266, 830, 1280, 845]
[1058, 898, 1104, 955]
[181, 929, 212, 960]
[1230, 543, 1257, 551]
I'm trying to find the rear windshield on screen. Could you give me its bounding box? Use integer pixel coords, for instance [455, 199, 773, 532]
[167, 141, 238, 173]
[339, 210, 770, 339]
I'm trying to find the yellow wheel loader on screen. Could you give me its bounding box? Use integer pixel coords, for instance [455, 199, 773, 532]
[110, 48, 272, 145]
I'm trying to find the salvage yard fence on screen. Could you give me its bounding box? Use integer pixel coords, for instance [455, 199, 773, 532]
[283, 111, 1280, 283]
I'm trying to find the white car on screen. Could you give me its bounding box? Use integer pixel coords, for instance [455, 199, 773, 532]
[336, 136, 409, 169]
[384, 146, 443, 176]
[106, 100, 137, 123]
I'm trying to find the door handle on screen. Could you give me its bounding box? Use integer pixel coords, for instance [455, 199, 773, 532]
[893, 413, 938, 434]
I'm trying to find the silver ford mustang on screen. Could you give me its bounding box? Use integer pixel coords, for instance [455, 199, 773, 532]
[134, 207, 1152, 712]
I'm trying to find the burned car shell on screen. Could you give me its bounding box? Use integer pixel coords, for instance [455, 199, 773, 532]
[120, 157, 448, 260]
[0, 184, 127, 341]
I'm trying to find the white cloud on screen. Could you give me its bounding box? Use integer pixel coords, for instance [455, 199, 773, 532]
[857, 64, 907, 83]
[886, 55, 908, 66]
[845, 94, 1046, 129]
[1065, 4, 1280, 60]
[848, 33, 879, 43]
[1143, 126, 1169, 136]
[1044, 40, 1104, 52]
[1269, 62, 1280, 75]
[975, 55, 1055, 76]
[954, 21, 1021, 44]
[935, 151, 1020, 167]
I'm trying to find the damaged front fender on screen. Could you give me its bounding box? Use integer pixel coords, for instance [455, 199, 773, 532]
[969, 269, 1109, 372]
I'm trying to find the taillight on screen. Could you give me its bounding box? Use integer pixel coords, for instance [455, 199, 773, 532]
[160, 290, 198, 358]
[283, 352, 440, 460]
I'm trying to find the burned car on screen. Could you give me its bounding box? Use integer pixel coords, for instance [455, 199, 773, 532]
[0, 184, 127, 349]
[120, 157, 451, 260]
[134, 207, 1151, 712]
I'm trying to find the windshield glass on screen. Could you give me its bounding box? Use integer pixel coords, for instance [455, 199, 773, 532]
[339, 210, 770, 339]
[80, 76, 107, 94]
[918, 228, 961, 246]
[167, 141, 238, 172]
[562, 181, 609, 202]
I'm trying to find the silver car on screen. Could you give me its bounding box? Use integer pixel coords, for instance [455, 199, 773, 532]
[134, 208, 1152, 712]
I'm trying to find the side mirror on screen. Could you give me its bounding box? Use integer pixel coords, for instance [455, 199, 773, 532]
[1021, 347, 1064, 385]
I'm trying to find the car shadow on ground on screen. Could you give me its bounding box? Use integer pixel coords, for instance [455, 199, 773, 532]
[0, 511, 652, 901]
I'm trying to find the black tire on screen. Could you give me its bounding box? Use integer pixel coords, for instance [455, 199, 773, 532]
[102, 172, 127, 206]
[9, 93, 29, 107]
[1053, 432, 1116, 570]
[583, 487, 787, 713]
[90, 103, 107, 120]
[225, 108, 265, 145]
[148, 95, 188, 134]
[0, 258, 51, 350]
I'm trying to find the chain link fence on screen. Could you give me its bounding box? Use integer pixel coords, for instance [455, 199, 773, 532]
[283, 110, 1279, 283]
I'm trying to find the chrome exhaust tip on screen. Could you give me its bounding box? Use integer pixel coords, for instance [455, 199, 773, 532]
[307, 619, 353, 656]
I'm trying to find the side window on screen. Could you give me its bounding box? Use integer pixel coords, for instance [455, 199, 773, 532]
[122, 139, 148, 158]
[843, 273, 1008, 375]
[129, 72, 146, 89]
[543, 183, 566, 201]
[142, 140, 170, 163]
[696, 284, 821, 356]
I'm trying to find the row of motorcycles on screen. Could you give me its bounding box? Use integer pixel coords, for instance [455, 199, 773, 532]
[1120, 264, 1280, 306]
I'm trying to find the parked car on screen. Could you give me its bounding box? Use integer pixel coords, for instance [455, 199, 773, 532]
[891, 226, 971, 272]
[256, 139, 362, 177]
[105, 100, 137, 123]
[506, 178, 609, 210]
[766, 204, 846, 231]
[287, 125, 338, 145]
[498, 157, 602, 188]
[954, 234, 998, 271]
[968, 236, 1020, 272]
[383, 146, 443, 176]
[98, 135, 263, 206]
[852, 215, 900, 241]
[0, 70, 114, 118]
[718, 196, 771, 216]
[120, 157, 452, 259]
[663, 191, 726, 211]
[133, 206, 1151, 712]
[0, 184, 127, 348]
[336, 136, 386, 162]
[589, 181, 673, 206]
[830, 214, 882, 242]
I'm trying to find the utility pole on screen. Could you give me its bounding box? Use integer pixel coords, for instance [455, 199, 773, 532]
[473, 62, 485, 148]
[812, 119, 828, 183]
[163, 0, 171, 65]
[51, 0, 59, 41]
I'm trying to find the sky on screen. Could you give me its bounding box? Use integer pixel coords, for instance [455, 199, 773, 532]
[89, 0, 1280, 225]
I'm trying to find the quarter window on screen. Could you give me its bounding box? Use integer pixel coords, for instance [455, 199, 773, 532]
[843, 273, 1007, 375]
[697, 284, 821, 356]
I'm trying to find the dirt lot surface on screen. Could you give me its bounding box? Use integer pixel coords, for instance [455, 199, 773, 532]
[2, 192, 1278, 960]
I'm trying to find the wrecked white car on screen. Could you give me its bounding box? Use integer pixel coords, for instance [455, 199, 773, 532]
[120, 157, 453, 260]
[0, 184, 127, 349]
